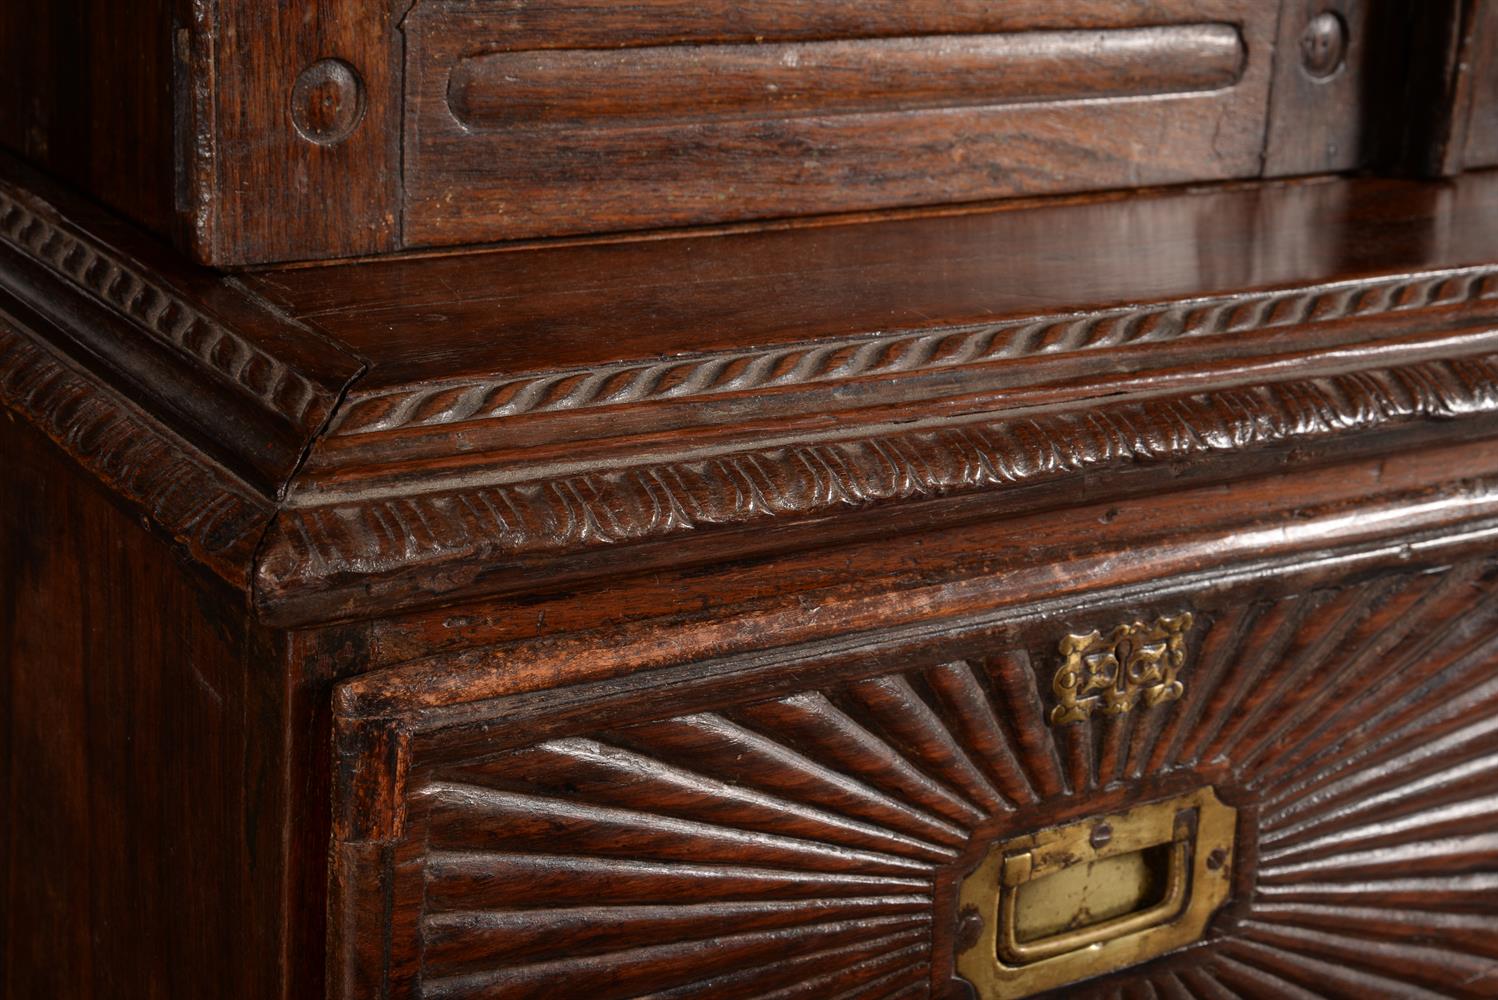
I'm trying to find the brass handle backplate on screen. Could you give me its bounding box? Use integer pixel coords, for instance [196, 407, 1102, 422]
[956, 787, 1237, 999]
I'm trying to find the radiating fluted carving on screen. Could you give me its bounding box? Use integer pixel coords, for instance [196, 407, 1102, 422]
[389, 563, 1498, 997]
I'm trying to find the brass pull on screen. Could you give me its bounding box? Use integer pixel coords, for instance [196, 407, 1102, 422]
[997, 835, 1189, 964]
[956, 787, 1236, 999]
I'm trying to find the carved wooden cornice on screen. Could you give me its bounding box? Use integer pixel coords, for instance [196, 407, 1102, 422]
[0, 156, 360, 586]
[0, 320, 270, 587]
[258, 354, 1498, 621]
[0, 183, 328, 426]
[9, 153, 1498, 624]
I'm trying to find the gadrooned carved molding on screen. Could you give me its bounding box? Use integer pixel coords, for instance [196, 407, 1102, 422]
[261, 355, 1498, 598]
[0, 184, 324, 425]
[0, 321, 270, 585]
[328, 266, 1498, 435]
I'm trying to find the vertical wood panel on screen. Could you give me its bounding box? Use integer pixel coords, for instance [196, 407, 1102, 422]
[0, 417, 281, 999]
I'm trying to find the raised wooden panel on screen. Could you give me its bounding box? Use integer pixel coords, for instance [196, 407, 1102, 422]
[9, 1, 1494, 264]
[189, 0, 401, 265]
[402, 0, 1278, 247]
[330, 555, 1498, 998]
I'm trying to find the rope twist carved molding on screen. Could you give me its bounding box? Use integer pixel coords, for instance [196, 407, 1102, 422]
[0, 185, 322, 425]
[0, 323, 270, 585]
[329, 267, 1498, 435]
[261, 355, 1498, 593]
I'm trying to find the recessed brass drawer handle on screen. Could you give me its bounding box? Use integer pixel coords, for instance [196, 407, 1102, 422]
[997, 829, 1189, 964]
[957, 787, 1236, 998]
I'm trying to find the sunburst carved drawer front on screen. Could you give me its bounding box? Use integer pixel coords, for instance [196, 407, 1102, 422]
[331, 557, 1498, 999]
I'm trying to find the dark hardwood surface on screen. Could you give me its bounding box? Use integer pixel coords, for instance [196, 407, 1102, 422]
[0, 0, 177, 241]
[1460, 1, 1498, 168]
[330, 437, 1498, 999]
[7, 107, 1498, 997]
[401, 0, 1277, 248]
[246, 170, 1498, 387]
[14, 140, 1498, 623]
[0, 414, 290, 1000]
[3, 0, 1491, 265]
[234, 168, 1498, 622]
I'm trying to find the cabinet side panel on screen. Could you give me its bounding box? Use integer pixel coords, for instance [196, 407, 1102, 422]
[0, 416, 282, 999]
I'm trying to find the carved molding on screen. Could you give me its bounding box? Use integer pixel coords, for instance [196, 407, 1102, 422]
[329, 267, 1498, 435]
[262, 355, 1498, 601]
[0, 183, 324, 425]
[0, 320, 270, 586]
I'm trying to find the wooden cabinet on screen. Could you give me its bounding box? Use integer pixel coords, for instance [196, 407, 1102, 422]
[4, 3, 1498, 998]
[0, 1, 1489, 265]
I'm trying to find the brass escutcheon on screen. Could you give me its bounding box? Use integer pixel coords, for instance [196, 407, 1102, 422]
[1050, 613, 1193, 725]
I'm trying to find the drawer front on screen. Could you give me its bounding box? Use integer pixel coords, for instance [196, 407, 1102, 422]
[330, 548, 1498, 998]
[401, 0, 1277, 247]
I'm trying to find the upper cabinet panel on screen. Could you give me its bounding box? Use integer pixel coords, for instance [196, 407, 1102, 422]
[2, 1, 1490, 265]
[401, 0, 1276, 248]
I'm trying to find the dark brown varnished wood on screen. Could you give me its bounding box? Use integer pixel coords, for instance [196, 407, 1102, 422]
[1451, 0, 1498, 171]
[0, 0, 177, 239]
[0, 415, 288, 999]
[240, 168, 1498, 624]
[402, 0, 1275, 247]
[7, 0, 1498, 264]
[7, 56, 1498, 997]
[329, 473, 1498, 997]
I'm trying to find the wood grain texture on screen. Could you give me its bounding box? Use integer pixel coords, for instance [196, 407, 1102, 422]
[403, 0, 1276, 247]
[249, 168, 1498, 398]
[1262, 0, 1373, 176]
[0, 415, 289, 1000]
[0, 152, 364, 492]
[256, 354, 1498, 623]
[18, 132, 1498, 623]
[9, 69, 1498, 1000]
[0, 0, 177, 239]
[331, 548, 1498, 997]
[0, 0, 399, 265]
[0, 152, 366, 589]
[0, 319, 268, 587]
[447, 25, 1247, 130]
[0, 182, 325, 426]
[1456, 1, 1498, 169]
[4, 1, 1492, 262]
[1381, 0, 1486, 176]
[321, 266, 1498, 436]
[185, 0, 400, 265]
[234, 166, 1498, 622]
